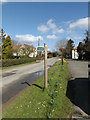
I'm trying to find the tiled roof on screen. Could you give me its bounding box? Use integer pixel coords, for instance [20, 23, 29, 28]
[13, 45, 21, 50]
[13, 44, 36, 51]
[24, 44, 35, 49]
[73, 47, 77, 50]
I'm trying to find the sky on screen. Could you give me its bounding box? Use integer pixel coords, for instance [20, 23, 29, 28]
[2, 2, 88, 51]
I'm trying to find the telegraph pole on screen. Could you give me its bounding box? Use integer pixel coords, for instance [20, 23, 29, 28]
[44, 43, 48, 88]
[38, 38, 40, 47]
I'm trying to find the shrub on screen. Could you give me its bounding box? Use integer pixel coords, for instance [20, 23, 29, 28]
[2, 58, 37, 67]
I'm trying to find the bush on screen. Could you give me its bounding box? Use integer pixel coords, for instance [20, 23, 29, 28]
[47, 54, 53, 58]
[2, 58, 37, 67]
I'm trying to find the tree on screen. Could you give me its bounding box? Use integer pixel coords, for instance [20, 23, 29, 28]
[77, 42, 84, 60]
[2, 35, 13, 59]
[55, 39, 68, 52]
[20, 45, 33, 58]
[0, 28, 6, 44]
[77, 30, 90, 60]
[65, 39, 74, 58]
[11, 39, 21, 47]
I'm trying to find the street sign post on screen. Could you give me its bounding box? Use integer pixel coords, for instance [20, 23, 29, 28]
[44, 43, 48, 88]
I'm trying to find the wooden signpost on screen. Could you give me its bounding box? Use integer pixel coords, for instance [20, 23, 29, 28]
[59, 47, 65, 65]
[44, 43, 48, 88]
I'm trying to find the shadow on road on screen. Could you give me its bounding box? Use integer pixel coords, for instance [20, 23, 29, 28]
[21, 82, 43, 89]
[32, 84, 43, 89]
[66, 78, 90, 115]
[21, 82, 31, 86]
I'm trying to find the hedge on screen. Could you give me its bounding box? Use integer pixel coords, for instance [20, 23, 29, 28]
[2, 58, 38, 67]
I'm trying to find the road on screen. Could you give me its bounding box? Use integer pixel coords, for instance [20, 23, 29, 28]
[1, 57, 60, 104]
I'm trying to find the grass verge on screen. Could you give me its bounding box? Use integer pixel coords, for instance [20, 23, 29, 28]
[2, 61, 73, 118]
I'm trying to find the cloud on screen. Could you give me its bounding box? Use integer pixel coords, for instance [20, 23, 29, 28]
[37, 19, 64, 34]
[46, 35, 58, 39]
[66, 35, 82, 40]
[15, 34, 43, 43]
[37, 25, 49, 33]
[66, 36, 71, 40]
[69, 17, 88, 29]
[0, 0, 7, 2]
[53, 28, 64, 34]
[47, 19, 56, 29]
[73, 36, 82, 40]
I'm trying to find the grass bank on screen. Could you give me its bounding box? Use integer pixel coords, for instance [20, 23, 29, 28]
[3, 61, 73, 118]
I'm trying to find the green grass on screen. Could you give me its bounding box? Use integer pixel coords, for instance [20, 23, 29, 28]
[2, 61, 73, 118]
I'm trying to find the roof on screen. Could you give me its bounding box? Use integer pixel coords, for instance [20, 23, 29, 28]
[13, 44, 35, 51]
[24, 44, 35, 49]
[73, 47, 77, 50]
[13, 45, 21, 51]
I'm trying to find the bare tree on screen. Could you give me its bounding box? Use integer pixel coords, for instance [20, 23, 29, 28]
[55, 39, 68, 52]
[12, 40, 21, 47]
[20, 46, 33, 57]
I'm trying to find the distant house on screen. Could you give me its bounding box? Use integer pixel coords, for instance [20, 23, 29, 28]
[72, 47, 79, 59]
[13, 44, 37, 58]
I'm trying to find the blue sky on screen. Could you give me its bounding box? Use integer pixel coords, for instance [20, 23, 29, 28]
[2, 2, 88, 51]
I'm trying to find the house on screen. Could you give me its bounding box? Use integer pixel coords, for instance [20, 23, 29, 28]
[72, 47, 79, 59]
[13, 44, 37, 58]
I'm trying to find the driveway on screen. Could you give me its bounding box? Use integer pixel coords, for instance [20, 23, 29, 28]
[66, 60, 90, 117]
[67, 60, 88, 79]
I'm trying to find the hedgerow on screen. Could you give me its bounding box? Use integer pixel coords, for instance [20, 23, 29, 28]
[2, 58, 37, 67]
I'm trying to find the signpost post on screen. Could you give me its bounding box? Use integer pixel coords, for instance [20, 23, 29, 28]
[59, 47, 65, 65]
[44, 43, 48, 88]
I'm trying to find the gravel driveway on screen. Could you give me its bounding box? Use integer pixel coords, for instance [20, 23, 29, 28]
[66, 60, 90, 117]
[67, 60, 88, 79]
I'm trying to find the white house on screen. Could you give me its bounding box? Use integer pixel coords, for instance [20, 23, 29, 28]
[72, 47, 79, 59]
[13, 44, 37, 58]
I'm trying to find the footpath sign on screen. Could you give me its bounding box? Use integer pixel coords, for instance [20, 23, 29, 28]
[37, 47, 44, 51]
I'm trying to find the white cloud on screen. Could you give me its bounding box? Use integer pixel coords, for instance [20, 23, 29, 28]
[69, 17, 88, 29]
[15, 34, 43, 43]
[46, 35, 58, 39]
[73, 36, 82, 40]
[66, 36, 82, 40]
[53, 28, 64, 34]
[37, 25, 49, 33]
[37, 19, 64, 34]
[0, 0, 7, 2]
[47, 19, 56, 29]
[66, 36, 71, 40]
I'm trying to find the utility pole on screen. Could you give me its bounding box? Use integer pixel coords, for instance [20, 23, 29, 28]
[44, 43, 48, 88]
[38, 38, 40, 47]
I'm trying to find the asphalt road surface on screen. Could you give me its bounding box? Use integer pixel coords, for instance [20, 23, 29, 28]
[1, 57, 60, 104]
